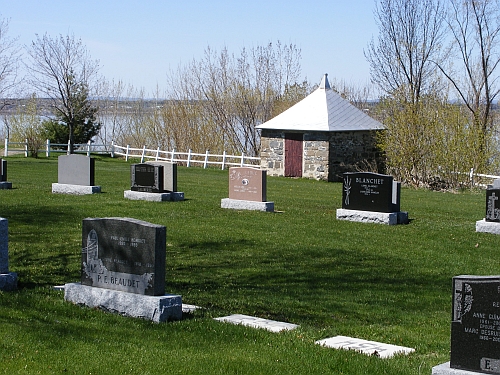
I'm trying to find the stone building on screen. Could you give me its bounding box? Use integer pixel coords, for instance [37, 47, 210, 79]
[257, 74, 385, 182]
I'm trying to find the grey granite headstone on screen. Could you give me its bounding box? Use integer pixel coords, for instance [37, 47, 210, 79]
[147, 162, 177, 192]
[476, 179, 500, 234]
[58, 154, 95, 186]
[81, 217, 166, 296]
[0, 218, 18, 291]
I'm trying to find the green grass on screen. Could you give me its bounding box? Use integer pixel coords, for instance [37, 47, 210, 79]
[0, 155, 496, 374]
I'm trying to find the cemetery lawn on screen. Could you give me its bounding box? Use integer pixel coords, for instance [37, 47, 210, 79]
[0, 155, 494, 374]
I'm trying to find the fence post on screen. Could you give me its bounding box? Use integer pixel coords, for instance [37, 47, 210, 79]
[87, 140, 91, 157]
[221, 151, 226, 170]
[24, 139, 28, 157]
[67, 140, 71, 155]
[187, 149, 192, 167]
[4, 139, 7, 157]
[141, 146, 146, 163]
[470, 167, 474, 188]
[46, 139, 50, 157]
[125, 145, 130, 161]
[155, 147, 160, 161]
[203, 150, 209, 169]
[240, 152, 245, 167]
[171, 148, 175, 163]
[110, 140, 115, 158]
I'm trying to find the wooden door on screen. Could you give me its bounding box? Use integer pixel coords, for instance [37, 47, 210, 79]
[284, 133, 303, 177]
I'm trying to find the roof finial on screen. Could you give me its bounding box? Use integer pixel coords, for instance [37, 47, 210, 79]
[320, 73, 330, 90]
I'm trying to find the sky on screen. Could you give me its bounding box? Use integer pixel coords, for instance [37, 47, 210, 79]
[1, 0, 379, 95]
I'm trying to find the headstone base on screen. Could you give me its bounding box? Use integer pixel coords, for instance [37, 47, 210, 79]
[52, 183, 101, 195]
[221, 198, 274, 212]
[64, 283, 182, 322]
[124, 190, 184, 202]
[432, 362, 478, 374]
[336, 209, 408, 225]
[476, 219, 500, 235]
[0, 181, 12, 189]
[0, 272, 17, 291]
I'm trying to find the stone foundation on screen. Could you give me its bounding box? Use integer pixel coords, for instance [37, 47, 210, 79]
[124, 190, 184, 202]
[52, 183, 101, 195]
[221, 198, 274, 212]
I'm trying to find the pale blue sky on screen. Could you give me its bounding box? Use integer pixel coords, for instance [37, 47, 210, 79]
[2, 0, 379, 94]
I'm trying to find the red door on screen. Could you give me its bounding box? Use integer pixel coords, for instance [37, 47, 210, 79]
[285, 133, 303, 177]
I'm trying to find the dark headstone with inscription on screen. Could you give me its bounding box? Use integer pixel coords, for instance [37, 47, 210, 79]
[342, 172, 400, 213]
[0, 158, 6, 182]
[131, 163, 164, 193]
[450, 275, 500, 373]
[81, 217, 166, 296]
[486, 182, 500, 222]
[0, 158, 12, 189]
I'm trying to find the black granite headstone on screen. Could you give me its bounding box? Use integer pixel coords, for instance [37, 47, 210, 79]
[81, 217, 166, 296]
[342, 172, 400, 213]
[486, 188, 500, 222]
[131, 164, 164, 193]
[451, 275, 500, 373]
[0, 159, 6, 182]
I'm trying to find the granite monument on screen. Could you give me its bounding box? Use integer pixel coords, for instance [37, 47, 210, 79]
[52, 154, 101, 194]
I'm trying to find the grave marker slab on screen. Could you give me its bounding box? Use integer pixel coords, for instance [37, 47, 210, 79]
[229, 167, 267, 201]
[214, 314, 299, 332]
[146, 162, 177, 192]
[52, 154, 100, 194]
[342, 172, 400, 213]
[0, 159, 12, 189]
[131, 163, 163, 193]
[81, 217, 166, 296]
[315, 336, 415, 359]
[222, 167, 274, 212]
[0, 218, 18, 291]
[448, 275, 500, 373]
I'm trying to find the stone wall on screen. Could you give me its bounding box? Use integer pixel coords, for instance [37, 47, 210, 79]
[260, 130, 284, 177]
[259, 129, 383, 181]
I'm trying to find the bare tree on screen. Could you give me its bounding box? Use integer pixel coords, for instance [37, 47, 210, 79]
[365, 0, 446, 103]
[0, 15, 22, 110]
[26, 33, 101, 153]
[436, 0, 500, 164]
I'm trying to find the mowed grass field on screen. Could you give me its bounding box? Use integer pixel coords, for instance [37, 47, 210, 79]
[0, 155, 497, 374]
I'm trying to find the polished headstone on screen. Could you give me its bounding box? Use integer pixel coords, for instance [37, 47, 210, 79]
[0, 218, 8, 274]
[0, 159, 6, 182]
[450, 275, 500, 372]
[342, 172, 400, 213]
[81, 217, 166, 296]
[228, 167, 267, 202]
[486, 186, 500, 222]
[131, 163, 163, 193]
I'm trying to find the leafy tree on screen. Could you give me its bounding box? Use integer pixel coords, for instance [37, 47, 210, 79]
[26, 33, 101, 153]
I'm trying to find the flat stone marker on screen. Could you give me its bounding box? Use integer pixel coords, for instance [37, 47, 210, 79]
[214, 314, 299, 333]
[315, 336, 415, 358]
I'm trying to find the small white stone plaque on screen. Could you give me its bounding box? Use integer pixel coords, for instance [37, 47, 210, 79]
[214, 314, 299, 332]
[315, 335, 415, 358]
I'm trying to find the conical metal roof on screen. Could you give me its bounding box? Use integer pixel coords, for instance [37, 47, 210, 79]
[256, 74, 384, 132]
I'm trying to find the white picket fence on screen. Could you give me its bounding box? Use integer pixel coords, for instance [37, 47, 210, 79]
[111, 143, 260, 169]
[2, 139, 261, 170]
